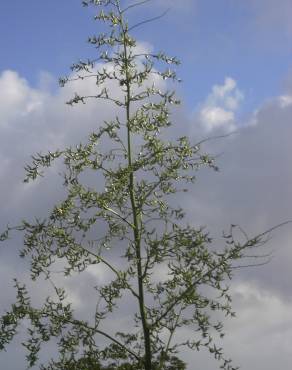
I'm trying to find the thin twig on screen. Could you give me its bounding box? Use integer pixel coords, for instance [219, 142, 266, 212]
[122, 0, 152, 13]
[129, 9, 170, 32]
[231, 260, 272, 269]
[158, 307, 182, 370]
[96, 328, 140, 360]
[195, 131, 238, 147]
[103, 205, 135, 228]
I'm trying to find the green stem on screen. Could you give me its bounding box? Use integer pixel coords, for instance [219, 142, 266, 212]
[158, 308, 182, 370]
[118, 4, 152, 369]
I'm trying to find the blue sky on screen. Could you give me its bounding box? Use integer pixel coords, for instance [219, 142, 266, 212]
[0, 0, 291, 112]
[0, 1, 292, 370]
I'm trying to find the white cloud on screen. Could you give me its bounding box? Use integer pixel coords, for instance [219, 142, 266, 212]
[0, 71, 45, 126]
[223, 282, 292, 370]
[278, 94, 292, 108]
[199, 106, 235, 131]
[86, 263, 112, 283]
[196, 77, 244, 133]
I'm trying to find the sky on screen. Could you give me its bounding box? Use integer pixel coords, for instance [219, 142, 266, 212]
[0, 0, 292, 369]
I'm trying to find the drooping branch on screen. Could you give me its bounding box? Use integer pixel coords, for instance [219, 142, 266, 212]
[129, 9, 170, 32]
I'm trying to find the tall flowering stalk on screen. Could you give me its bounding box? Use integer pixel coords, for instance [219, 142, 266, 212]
[0, 1, 273, 369]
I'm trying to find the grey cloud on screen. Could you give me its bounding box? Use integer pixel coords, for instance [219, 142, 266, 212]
[186, 93, 292, 301]
[1, 69, 292, 370]
[178, 281, 292, 370]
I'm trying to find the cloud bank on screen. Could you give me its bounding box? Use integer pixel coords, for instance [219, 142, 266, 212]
[0, 69, 292, 370]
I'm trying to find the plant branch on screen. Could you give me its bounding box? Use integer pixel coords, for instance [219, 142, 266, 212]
[69, 318, 141, 361]
[78, 244, 140, 300]
[103, 205, 135, 228]
[151, 222, 292, 328]
[129, 9, 170, 32]
[122, 0, 152, 13]
[158, 307, 182, 370]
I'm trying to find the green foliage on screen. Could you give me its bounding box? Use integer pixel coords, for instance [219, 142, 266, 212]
[0, 1, 272, 369]
[54, 353, 185, 370]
